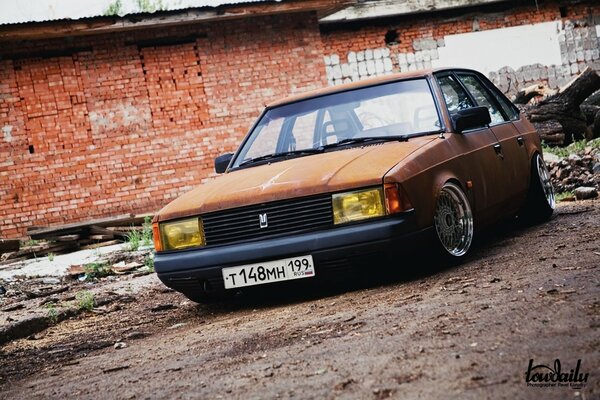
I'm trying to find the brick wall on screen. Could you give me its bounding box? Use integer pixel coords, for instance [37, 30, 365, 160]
[321, 1, 600, 94]
[2, 2, 599, 239]
[0, 13, 326, 238]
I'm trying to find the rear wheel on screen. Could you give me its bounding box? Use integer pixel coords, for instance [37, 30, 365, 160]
[521, 153, 555, 223]
[433, 182, 474, 259]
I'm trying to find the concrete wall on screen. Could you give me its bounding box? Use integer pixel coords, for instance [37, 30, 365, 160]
[321, 1, 600, 96]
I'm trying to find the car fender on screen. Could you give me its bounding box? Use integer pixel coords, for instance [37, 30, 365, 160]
[390, 165, 469, 230]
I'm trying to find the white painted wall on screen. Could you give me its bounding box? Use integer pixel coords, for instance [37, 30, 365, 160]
[432, 21, 564, 75]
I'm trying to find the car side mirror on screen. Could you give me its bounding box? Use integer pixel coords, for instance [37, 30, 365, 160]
[452, 106, 491, 133]
[214, 153, 233, 173]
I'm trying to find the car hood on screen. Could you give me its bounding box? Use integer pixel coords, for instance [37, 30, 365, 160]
[157, 137, 435, 221]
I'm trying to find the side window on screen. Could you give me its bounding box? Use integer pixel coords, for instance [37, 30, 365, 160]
[486, 83, 519, 121]
[456, 74, 505, 124]
[436, 75, 474, 115]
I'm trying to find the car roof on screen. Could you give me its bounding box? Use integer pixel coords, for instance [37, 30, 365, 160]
[266, 67, 462, 108]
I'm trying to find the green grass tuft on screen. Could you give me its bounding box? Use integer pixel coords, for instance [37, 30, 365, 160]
[555, 191, 575, 202]
[126, 229, 142, 251]
[144, 253, 155, 272]
[543, 139, 600, 158]
[83, 261, 110, 280]
[142, 216, 153, 247]
[46, 303, 59, 324]
[126, 216, 154, 251]
[75, 291, 95, 311]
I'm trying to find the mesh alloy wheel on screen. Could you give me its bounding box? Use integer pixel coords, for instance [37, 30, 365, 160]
[536, 154, 555, 211]
[434, 182, 474, 257]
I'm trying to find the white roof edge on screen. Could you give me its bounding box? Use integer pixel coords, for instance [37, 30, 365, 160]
[0, 0, 280, 26]
[320, 0, 510, 23]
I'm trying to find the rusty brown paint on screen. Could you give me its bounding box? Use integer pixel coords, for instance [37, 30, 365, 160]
[156, 69, 543, 234]
[157, 137, 435, 222]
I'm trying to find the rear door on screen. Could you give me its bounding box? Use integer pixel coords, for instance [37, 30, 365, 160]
[455, 72, 530, 211]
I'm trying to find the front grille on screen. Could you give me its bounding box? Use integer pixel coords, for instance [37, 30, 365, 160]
[202, 194, 333, 246]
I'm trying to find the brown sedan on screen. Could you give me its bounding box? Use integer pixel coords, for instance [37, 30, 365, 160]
[152, 68, 555, 302]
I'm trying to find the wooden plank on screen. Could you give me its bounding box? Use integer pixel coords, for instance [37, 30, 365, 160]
[90, 225, 128, 239]
[105, 226, 142, 233]
[26, 213, 155, 240]
[89, 234, 114, 241]
[0, 256, 28, 266]
[56, 234, 80, 242]
[80, 240, 120, 250]
[16, 242, 79, 258]
[27, 214, 131, 237]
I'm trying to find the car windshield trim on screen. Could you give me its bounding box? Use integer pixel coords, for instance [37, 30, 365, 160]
[319, 135, 409, 149]
[237, 149, 323, 168]
[232, 132, 446, 171]
[238, 135, 411, 167]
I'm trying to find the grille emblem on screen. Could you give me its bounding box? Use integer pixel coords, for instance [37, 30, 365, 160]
[259, 213, 268, 228]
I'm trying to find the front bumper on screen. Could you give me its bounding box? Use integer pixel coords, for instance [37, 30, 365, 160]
[155, 212, 433, 295]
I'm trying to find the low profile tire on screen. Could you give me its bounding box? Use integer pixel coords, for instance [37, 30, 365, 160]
[521, 153, 555, 224]
[433, 182, 474, 260]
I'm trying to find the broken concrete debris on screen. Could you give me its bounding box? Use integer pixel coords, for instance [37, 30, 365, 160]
[574, 186, 599, 200]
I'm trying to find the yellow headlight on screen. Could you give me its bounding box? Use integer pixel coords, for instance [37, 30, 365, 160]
[332, 188, 386, 225]
[160, 217, 205, 250]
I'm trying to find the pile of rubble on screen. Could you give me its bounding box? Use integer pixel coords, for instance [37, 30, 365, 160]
[0, 213, 153, 265]
[0, 246, 155, 344]
[546, 144, 600, 199]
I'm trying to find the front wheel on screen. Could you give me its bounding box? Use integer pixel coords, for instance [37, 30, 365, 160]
[433, 182, 474, 259]
[520, 153, 555, 224]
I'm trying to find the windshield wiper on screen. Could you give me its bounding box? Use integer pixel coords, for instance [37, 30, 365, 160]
[238, 149, 323, 167]
[319, 135, 409, 150]
[237, 136, 410, 168]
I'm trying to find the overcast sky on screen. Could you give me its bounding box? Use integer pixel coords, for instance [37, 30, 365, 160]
[0, 0, 262, 24]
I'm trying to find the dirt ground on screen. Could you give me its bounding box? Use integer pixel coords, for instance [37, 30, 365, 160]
[1, 201, 599, 399]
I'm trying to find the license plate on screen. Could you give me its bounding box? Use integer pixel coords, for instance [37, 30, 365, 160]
[222, 255, 315, 289]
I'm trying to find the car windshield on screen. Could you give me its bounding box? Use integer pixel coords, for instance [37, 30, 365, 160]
[231, 78, 441, 168]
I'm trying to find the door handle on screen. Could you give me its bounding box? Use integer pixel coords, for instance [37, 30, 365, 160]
[493, 143, 504, 159]
[517, 136, 524, 146]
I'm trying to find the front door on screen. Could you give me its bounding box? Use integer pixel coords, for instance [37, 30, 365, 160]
[436, 73, 508, 225]
[455, 72, 530, 214]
